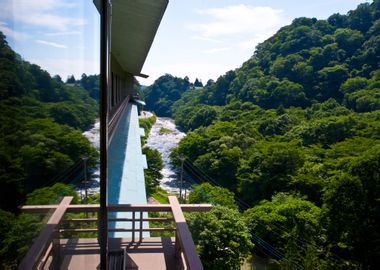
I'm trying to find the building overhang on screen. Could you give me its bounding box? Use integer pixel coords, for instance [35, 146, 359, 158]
[94, 0, 168, 77]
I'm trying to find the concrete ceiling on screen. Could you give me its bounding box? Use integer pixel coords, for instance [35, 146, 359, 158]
[94, 0, 168, 77]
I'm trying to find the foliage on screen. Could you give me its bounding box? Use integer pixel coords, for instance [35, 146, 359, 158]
[188, 183, 238, 209]
[139, 114, 157, 145]
[143, 147, 163, 196]
[79, 73, 99, 100]
[244, 193, 324, 265]
[323, 145, 380, 267]
[160, 1, 380, 268]
[143, 74, 190, 116]
[25, 183, 79, 205]
[0, 213, 43, 269]
[0, 32, 99, 268]
[150, 186, 170, 204]
[238, 141, 304, 204]
[159, 127, 172, 134]
[187, 206, 253, 270]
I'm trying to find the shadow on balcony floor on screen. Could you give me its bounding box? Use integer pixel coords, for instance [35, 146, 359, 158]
[59, 237, 176, 270]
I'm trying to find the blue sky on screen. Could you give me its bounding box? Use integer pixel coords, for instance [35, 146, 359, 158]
[0, 0, 368, 85]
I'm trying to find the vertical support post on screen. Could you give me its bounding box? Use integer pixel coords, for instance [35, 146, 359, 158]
[132, 211, 135, 243]
[169, 196, 203, 270]
[139, 211, 143, 241]
[175, 233, 181, 260]
[99, 0, 110, 269]
[52, 229, 61, 268]
[19, 197, 73, 270]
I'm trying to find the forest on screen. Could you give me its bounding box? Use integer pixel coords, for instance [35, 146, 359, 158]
[0, 31, 99, 268]
[1, 0, 380, 269]
[143, 1, 380, 269]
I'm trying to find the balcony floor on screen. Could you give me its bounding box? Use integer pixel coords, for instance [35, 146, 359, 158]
[59, 237, 176, 270]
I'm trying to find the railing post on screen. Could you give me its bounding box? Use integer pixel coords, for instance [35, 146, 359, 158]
[51, 229, 61, 268]
[18, 196, 73, 270]
[169, 196, 203, 270]
[132, 211, 135, 243]
[139, 211, 143, 241]
[175, 233, 185, 270]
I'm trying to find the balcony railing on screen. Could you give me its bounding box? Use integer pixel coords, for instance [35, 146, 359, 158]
[108, 95, 130, 140]
[18, 196, 212, 270]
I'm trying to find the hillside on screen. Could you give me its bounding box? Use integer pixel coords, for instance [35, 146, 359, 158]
[146, 1, 380, 268]
[143, 74, 191, 116]
[0, 31, 101, 267]
[0, 31, 99, 210]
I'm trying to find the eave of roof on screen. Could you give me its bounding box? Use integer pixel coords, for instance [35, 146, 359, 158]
[94, 0, 168, 77]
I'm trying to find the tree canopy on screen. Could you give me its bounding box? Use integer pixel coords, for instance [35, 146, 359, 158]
[156, 1, 380, 268]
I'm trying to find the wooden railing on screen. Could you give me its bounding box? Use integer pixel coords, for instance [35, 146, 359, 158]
[169, 196, 204, 270]
[18, 196, 211, 270]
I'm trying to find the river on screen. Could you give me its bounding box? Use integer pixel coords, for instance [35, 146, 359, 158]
[145, 116, 192, 194]
[81, 120, 100, 196]
[82, 113, 190, 196]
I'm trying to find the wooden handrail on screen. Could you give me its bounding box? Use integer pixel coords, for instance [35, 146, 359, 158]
[19, 197, 211, 270]
[169, 196, 203, 270]
[108, 217, 173, 222]
[108, 95, 130, 140]
[18, 197, 73, 270]
[58, 228, 176, 233]
[20, 203, 212, 213]
[108, 204, 212, 212]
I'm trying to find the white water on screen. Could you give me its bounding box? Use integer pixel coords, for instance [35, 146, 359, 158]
[81, 120, 100, 196]
[82, 114, 190, 196]
[145, 116, 191, 194]
[83, 120, 100, 150]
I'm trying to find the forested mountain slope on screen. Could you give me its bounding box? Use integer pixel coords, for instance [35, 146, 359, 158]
[149, 1, 380, 268]
[0, 31, 100, 267]
[0, 32, 98, 211]
[143, 74, 191, 116]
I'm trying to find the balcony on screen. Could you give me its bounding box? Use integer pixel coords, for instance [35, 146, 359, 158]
[18, 196, 211, 270]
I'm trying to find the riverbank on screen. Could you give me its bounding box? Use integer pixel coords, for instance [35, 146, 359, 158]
[81, 112, 191, 199]
[144, 115, 193, 195]
[80, 120, 100, 198]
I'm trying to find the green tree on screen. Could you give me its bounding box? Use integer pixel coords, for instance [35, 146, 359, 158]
[194, 78, 203, 87]
[66, 75, 76, 84]
[322, 144, 380, 268]
[244, 193, 323, 267]
[144, 74, 190, 116]
[238, 141, 304, 204]
[187, 206, 253, 270]
[188, 183, 237, 209]
[25, 183, 79, 205]
[317, 65, 349, 100]
[143, 147, 163, 195]
[334, 28, 364, 55]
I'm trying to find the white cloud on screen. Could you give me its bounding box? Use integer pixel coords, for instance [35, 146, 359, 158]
[187, 5, 286, 38]
[3, 0, 77, 13]
[0, 0, 85, 31]
[202, 47, 231, 54]
[186, 4, 288, 52]
[36, 40, 67, 49]
[191, 36, 222, 43]
[0, 22, 28, 41]
[23, 15, 84, 31]
[45, 31, 81, 36]
[29, 58, 99, 79]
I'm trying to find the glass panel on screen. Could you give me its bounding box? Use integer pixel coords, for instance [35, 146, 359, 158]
[0, 1, 100, 268]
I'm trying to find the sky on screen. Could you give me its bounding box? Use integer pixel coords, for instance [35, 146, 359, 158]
[0, 0, 369, 86]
